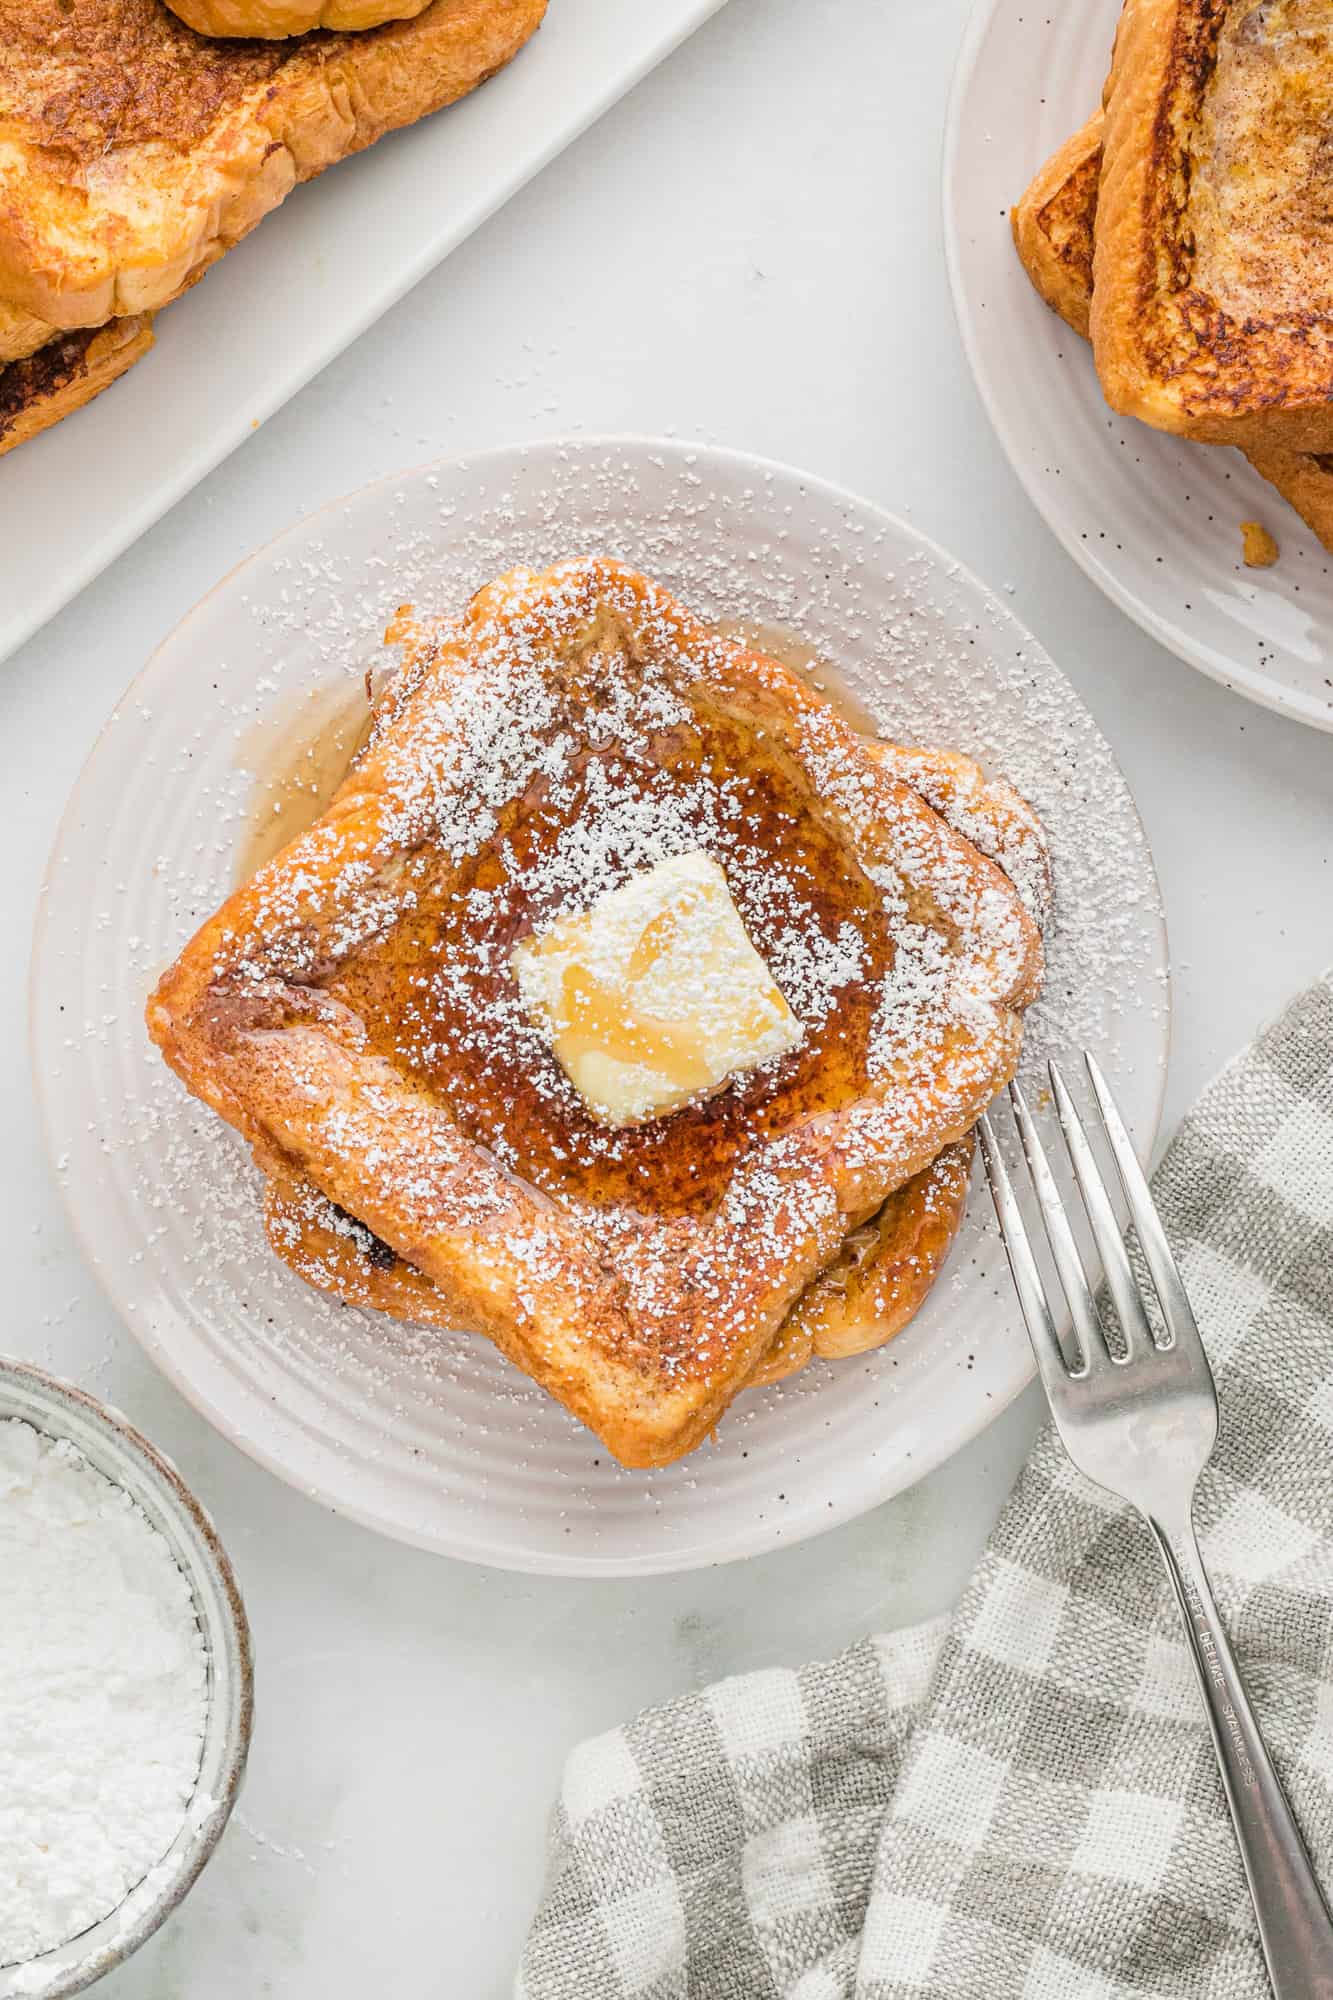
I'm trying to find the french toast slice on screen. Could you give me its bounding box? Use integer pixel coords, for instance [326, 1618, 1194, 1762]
[166, 0, 431, 33]
[1013, 113, 1333, 556]
[1093, 0, 1333, 449]
[259, 716, 1050, 1383]
[264, 1136, 976, 1389]
[0, 317, 154, 459]
[0, 0, 546, 329]
[147, 559, 1043, 1468]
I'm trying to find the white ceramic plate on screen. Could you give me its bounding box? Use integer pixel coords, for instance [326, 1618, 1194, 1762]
[945, 0, 1333, 733]
[0, 0, 728, 668]
[31, 438, 1169, 1575]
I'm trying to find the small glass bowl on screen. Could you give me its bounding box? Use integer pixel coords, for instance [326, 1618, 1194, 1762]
[0, 1356, 253, 1999]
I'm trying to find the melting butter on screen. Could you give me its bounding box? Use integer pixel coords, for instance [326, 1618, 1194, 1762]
[511, 851, 804, 1129]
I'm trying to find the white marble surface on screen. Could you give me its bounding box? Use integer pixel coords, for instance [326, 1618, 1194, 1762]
[8, 0, 1331, 1992]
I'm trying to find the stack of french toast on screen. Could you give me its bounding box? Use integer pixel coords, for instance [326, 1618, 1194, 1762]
[147, 558, 1052, 1467]
[0, 0, 547, 457]
[1011, 0, 1333, 557]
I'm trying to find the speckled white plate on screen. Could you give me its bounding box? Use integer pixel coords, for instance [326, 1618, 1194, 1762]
[946, 0, 1333, 733]
[31, 439, 1169, 1575]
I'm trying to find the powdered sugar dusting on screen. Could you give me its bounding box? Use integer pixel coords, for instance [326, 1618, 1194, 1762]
[0, 1420, 207, 1967]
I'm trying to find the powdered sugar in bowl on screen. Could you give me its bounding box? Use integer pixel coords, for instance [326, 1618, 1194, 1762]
[0, 1358, 252, 1999]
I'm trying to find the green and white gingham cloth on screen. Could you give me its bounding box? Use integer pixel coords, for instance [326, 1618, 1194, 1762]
[518, 973, 1333, 1999]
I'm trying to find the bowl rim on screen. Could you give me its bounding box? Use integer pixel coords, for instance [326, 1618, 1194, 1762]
[0, 1354, 254, 1999]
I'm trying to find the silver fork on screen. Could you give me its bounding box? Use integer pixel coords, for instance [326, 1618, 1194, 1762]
[979, 1055, 1333, 2000]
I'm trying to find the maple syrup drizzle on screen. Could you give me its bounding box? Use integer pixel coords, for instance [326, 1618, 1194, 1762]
[233, 624, 891, 1220]
[233, 624, 874, 884]
[234, 680, 375, 884]
[558, 964, 717, 1096]
[712, 617, 885, 740]
[329, 703, 894, 1218]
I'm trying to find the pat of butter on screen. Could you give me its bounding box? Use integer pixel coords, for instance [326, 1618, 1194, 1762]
[512, 851, 805, 1129]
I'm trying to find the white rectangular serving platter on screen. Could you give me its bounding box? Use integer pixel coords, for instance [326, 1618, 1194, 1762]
[0, 0, 729, 665]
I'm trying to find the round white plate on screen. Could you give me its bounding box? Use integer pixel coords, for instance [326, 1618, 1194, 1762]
[946, 0, 1333, 733]
[32, 439, 1169, 1575]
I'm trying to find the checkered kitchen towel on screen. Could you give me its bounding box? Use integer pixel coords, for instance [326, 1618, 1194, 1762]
[518, 973, 1333, 1998]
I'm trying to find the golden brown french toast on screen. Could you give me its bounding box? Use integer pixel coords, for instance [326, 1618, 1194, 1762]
[166, 0, 430, 32]
[147, 560, 1044, 1468]
[1012, 111, 1333, 555]
[0, 318, 154, 458]
[750, 1139, 974, 1384]
[265, 1136, 976, 1388]
[1093, 0, 1333, 448]
[257, 699, 1049, 1385]
[0, 0, 547, 329]
[0, 298, 65, 367]
[1240, 443, 1333, 552]
[1010, 116, 1102, 343]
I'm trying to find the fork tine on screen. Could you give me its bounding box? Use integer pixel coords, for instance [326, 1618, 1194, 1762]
[978, 1113, 1074, 1405]
[1084, 1053, 1201, 1354]
[1047, 1061, 1156, 1360]
[1008, 1081, 1099, 1377]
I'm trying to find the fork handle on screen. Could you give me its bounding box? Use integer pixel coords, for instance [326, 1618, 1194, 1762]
[1150, 1514, 1333, 1997]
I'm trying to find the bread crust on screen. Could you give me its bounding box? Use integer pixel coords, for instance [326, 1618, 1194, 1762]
[147, 560, 1043, 1468]
[0, 296, 64, 367]
[0, 316, 153, 457]
[754, 1137, 974, 1382]
[1010, 115, 1102, 342]
[0, 0, 547, 328]
[264, 1137, 975, 1390]
[1242, 445, 1333, 551]
[166, 0, 431, 34]
[1014, 111, 1333, 555]
[1093, 0, 1333, 448]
